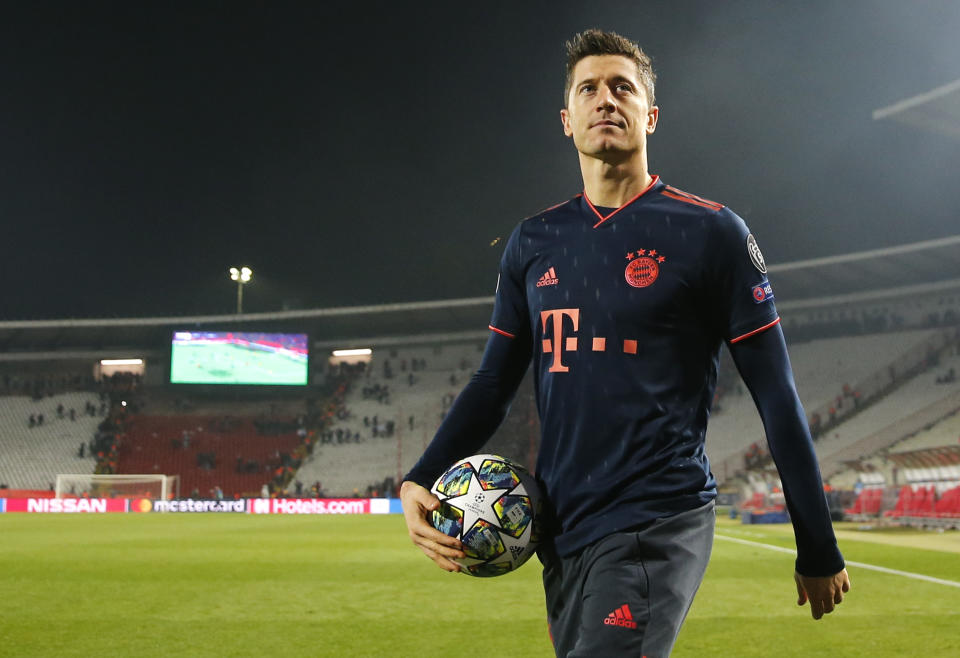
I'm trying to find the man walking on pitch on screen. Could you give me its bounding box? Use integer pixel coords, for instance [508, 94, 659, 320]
[401, 29, 850, 656]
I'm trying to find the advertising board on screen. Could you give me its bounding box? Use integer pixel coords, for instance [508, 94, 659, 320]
[4, 498, 128, 513]
[131, 499, 247, 513]
[248, 498, 391, 515]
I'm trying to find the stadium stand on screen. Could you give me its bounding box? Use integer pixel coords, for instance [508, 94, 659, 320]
[1, 235, 958, 505]
[887, 408, 960, 452]
[708, 327, 953, 480]
[116, 415, 303, 498]
[0, 392, 100, 491]
[814, 352, 960, 473]
[294, 342, 490, 496]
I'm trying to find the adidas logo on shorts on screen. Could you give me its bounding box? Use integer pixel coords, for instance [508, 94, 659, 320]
[603, 604, 638, 629]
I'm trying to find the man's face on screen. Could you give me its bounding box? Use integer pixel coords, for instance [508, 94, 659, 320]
[560, 55, 658, 160]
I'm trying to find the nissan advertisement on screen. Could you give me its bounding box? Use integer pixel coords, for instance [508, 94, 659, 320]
[4, 498, 129, 513]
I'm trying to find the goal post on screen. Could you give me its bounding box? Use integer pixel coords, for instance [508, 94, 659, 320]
[55, 474, 180, 500]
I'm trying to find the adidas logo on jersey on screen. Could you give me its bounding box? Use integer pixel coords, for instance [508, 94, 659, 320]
[536, 267, 559, 287]
[603, 604, 638, 629]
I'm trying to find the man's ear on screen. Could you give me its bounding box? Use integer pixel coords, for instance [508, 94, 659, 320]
[560, 108, 573, 137]
[646, 106, 659, 135]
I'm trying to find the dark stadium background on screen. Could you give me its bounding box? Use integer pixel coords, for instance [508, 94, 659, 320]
[0, 1, 958, 320]
[2, 7, 960, 654]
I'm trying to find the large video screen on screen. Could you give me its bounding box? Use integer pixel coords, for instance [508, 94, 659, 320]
[170, 331, 309, 386]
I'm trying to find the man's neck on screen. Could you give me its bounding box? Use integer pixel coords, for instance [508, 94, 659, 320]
[578, 150, 652, 208]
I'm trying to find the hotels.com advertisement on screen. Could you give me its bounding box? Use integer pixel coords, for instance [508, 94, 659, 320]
[247, 498, 391, 515]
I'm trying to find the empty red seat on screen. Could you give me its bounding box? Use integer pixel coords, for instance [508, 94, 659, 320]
[884, 485, 912, 518]
[935, 485, 960, 518]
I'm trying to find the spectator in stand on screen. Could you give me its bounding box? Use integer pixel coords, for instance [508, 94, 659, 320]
[29, 414, 36, 428]
[261, 484, 270, 498]
[78, 443, 85, 458]
[810, 413, 822, 439]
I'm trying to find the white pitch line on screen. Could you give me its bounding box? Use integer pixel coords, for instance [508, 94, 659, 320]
[715, 534, 960, 589]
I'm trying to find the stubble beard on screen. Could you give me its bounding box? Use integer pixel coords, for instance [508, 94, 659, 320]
[579, 136, 637, 166]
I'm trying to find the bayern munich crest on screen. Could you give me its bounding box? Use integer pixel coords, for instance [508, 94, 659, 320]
[624, 248, 666, 288]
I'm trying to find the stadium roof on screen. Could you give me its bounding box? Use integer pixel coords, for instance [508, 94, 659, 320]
[873, 77, 960, 138]
[2, 234, 960, 358]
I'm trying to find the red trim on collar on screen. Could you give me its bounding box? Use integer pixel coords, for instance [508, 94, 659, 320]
[585, 175, 660, 229]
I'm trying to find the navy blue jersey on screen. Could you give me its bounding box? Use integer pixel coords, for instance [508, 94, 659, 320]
[488, 176, 779, 555]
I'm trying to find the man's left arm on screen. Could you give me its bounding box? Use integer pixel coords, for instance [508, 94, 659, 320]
[728, 322, 851, 620]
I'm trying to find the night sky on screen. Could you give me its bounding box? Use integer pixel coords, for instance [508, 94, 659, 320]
[2, 2, 959, 320]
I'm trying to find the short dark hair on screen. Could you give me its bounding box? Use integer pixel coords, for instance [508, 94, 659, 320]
[564, 29, 656, 106]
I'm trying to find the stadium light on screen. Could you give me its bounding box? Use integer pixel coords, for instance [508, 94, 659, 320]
[332, 348, 373, 357]
[228, 266, 253, 314]
[100, 358, 143, 366]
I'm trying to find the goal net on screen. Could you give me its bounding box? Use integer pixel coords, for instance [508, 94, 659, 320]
[55, 474, 180, 500]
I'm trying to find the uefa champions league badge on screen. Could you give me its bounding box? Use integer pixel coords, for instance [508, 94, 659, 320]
[751, 279, 774, 304]
[746, 234, 767, 273]
[624, 247, 666, 288]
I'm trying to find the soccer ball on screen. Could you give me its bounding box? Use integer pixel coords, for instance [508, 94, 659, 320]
[430, 454, 543, 577]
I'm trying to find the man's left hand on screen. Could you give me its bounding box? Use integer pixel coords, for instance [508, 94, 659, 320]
[794, 568, 851, 620]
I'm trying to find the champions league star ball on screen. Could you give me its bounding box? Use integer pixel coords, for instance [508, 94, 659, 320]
[430, 454, 543, 577]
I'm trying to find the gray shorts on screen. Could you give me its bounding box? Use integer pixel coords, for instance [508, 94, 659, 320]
[541, 501, 715, 658]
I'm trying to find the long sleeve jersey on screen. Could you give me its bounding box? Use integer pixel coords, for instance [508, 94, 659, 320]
[406, 177, 844, 576]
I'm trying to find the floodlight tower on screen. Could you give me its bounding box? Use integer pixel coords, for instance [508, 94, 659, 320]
[229, 266, 253, 314]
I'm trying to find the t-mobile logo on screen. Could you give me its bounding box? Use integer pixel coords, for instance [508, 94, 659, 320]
[540, 307, 642, 373]
[540, 308, 580, 373]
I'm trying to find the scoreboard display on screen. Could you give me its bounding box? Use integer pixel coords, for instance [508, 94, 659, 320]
[170, 331, 308, 386]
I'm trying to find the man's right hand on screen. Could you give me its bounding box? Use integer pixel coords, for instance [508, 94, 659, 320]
[400, 480, 465, 572]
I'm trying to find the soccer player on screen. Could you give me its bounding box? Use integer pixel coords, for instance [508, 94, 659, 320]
[401, 29, 850, 656]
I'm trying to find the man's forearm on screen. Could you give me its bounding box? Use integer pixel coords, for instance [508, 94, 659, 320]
[404, 331, 531, 487]
[729, 324, 845, 576]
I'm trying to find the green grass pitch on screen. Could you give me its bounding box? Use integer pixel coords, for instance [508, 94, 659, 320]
[0, 514, 958, 657]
